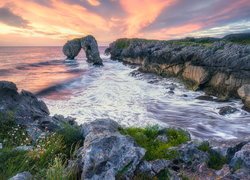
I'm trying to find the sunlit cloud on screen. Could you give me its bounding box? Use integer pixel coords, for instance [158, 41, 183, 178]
[120, 0, 175, 36]
[0, 0, 249, 46]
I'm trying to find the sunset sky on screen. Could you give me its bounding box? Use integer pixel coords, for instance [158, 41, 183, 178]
[0, 0, 250, 46]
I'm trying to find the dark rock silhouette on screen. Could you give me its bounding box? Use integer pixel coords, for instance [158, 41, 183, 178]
[63, 35, 103, 65]
[62, 38, 81, 59]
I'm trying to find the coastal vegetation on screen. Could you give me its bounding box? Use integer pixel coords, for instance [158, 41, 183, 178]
[0, 112, 82, 179]
[120, 126, 190, 161]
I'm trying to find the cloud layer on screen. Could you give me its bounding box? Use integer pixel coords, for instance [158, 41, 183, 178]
[0, 0, 249, 46]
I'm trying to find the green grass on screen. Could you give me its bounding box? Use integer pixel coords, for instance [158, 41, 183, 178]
[198, 141, 227, 170]
[119, 126, 190, 161]
[115, 39, 131, 49]
[0, 111, 82, 179]
[207, 150, 227, 170]
[0, 111, 32, 148]
[114, 38, 162, 49]
[198, 141, 210, 152]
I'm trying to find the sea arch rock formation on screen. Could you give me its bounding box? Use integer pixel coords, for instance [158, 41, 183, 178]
[63, 35, 103, 65]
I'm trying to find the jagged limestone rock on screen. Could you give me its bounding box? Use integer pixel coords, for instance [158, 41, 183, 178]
[79, 119, 145, 180]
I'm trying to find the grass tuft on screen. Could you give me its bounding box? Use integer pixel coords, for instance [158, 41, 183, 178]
[198, 141, 210, 152]
[119, 126, 190, 161]
[207, 150, 227, 170]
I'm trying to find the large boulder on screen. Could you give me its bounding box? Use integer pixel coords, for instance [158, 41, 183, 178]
[63, 35, 103, 65]
[0, 81, 77, 141]
[81, 35, 103, 65]
[238, 84, 250, 110]
[62, 38, 81, 59]
[230, 142, 250, 170]
[0, 81, 50, 124]
[79, 119, 145, 180]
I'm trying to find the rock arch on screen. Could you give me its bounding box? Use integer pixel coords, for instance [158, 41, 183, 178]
[62, 35, 103, 65]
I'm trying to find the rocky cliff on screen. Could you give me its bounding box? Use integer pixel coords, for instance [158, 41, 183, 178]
[105, 35, 250, 110]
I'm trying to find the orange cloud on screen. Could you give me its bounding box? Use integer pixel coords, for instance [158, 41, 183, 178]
[0, 0, 249, 46]
[120, 0, 175, 36]
[0, 0, 111, 42]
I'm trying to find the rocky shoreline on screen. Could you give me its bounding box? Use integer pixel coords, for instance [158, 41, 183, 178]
[105, 34, 250, 111]
[1, 81, 250, 179]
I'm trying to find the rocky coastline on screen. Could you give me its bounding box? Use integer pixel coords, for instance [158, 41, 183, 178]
[105, 34, 250, 111]
[1, 81, 250, 179]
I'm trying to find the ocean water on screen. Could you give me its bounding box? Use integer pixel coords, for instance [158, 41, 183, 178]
[0, 46, 250, 140]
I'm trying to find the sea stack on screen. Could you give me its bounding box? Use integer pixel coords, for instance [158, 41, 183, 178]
[63, 35, 103, 65]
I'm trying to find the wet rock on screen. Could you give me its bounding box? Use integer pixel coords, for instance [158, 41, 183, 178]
[148, 79, 159, 84]
[63, 38, 81, 59]
[168, 90, 175, 94]
[79, 119, 145, 180]
[168, 85, 176, 91]
[230, 142, 250, 170]
[195, 95, 215, 101]
[63, 35, 103, 65]
[238, 84, 250, 111]
[9, 171, 32, 180]
[217, 106, 238, 115]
